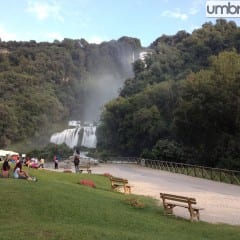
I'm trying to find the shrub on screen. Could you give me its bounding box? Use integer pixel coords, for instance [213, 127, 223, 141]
[124, 198, 145, 209]
[79, 179, 96, 188]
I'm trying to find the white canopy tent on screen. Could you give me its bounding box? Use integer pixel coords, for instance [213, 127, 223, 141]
[0, 149, 19, 157]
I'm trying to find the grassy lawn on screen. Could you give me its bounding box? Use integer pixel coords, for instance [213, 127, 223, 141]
[0, 166, 240, 240]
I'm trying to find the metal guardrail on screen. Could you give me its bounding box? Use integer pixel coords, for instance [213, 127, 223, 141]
[101, 156, 240, 185]
[106, 157, 138, 164]
[143, 159, 240, 185]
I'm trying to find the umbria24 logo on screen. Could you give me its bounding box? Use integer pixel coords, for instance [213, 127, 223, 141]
[206, 1, 240, 17]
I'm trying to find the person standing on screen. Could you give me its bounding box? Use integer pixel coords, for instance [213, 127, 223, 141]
[39, 158, 45, 168]
[74, 149, 81, 173]
[1, 157, 11, 178]
[74, 155, 80, 173]
[53, 155, 58, 169]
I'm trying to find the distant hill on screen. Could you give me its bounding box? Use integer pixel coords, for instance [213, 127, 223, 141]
[0, 37, 143, 149]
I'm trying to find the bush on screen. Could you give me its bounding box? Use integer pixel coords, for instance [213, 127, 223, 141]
[79, 179, 96, 188]
[151, 139, 185, 162]
[27, 143, 73, 162]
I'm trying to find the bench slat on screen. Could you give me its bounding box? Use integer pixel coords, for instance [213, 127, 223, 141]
[160, 193, 196, 202]
[161, 196, 196, 204]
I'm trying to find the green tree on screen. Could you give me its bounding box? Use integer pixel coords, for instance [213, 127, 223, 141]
[174, 51, 240, 168]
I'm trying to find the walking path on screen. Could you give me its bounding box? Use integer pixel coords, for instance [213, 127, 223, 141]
[46, 163, 240, 225]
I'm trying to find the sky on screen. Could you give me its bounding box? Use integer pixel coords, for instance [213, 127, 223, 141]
[0, 0, 240, 47]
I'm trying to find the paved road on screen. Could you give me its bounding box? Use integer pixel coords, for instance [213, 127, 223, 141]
[92, 163, 240, 225]
[47, 163, 240, 225]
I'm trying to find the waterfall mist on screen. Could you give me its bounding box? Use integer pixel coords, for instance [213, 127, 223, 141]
[79, 42, 137, 122]
[82, 73, 130, 121]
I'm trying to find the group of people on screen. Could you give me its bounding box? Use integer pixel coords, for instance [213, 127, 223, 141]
[1, 156, 37, 181]
[24, 157, 45, 169]
[1, 150, 82, 178]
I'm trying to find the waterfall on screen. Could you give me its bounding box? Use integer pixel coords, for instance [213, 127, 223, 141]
[50, 121, 97, 149]
[81, 126, 97, 148]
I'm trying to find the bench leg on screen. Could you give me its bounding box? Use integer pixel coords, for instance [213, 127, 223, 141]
[188, 208, 194, 222]
[124, 186, 131, 194]
[112, 185, 126, 193]
[188, 208, 200, 221]
[194, 209, 200, 221]
[164, 204, 174, 215]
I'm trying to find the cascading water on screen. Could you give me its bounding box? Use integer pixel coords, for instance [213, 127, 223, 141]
[81, 126, 97, 148]
[50, 128, 81, 148]
[50, 121, 97, 149]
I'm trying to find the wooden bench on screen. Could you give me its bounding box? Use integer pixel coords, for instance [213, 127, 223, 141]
[160, 193, 204, 221]
[79, 164, 92, 174]
[110, 176, 131, 194]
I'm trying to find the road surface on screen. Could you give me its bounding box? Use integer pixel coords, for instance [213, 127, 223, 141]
[46, 162, 240, 225]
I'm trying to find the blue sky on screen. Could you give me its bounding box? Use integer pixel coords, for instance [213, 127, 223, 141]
[0, 0, 239, 46]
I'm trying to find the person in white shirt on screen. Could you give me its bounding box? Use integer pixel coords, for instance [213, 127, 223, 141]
[13, 161, 30, 179]
[39, 158, 45, 168]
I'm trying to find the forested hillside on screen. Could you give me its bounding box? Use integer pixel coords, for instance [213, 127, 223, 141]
[97, 20, 240, 170]
[0, 37, 142, 148]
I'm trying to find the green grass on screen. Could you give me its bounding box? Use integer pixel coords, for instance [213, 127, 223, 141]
[1, 167, 240, 240]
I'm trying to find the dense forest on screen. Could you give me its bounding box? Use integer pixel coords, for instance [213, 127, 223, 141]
[1, 19, 240, 170]
[97, 20, 240, 170]
[0, 37, 142, 149]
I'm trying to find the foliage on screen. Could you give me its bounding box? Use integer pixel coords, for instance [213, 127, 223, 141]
[97, 81, 179, 156]
[174, 51, 240, 167]
[97, 20, 240, 170]
[26, 143, 73, 162]
[0, 37, 142, 149]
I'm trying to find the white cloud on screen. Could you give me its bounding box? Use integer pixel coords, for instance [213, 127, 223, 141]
[161, 0, 203, 21]
[0, 25, 16, 41]
[26, 1, 64, 21]
[189, 0, 204, 15]
[161, 10, 188, 20]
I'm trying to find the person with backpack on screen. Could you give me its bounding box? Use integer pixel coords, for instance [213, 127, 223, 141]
[53, 155, 59, 169]
[73, 149, 80, 173]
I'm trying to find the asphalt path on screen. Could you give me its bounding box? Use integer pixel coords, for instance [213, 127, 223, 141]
[46, 162, 240, 225]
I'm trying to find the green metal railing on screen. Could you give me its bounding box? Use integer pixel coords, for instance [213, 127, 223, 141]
[143, 159, 240, 185]
[106, 157, 138, 163]
[100, 156, 240, 185]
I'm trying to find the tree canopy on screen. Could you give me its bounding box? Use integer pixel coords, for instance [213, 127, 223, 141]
[97, 20, 240, 170]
